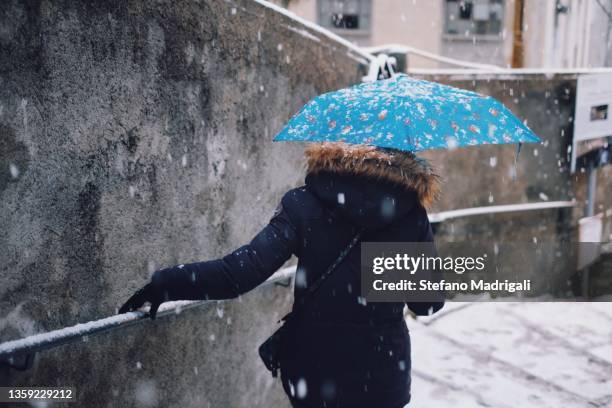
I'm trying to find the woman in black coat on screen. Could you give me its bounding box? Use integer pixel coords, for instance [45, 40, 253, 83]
[120, 142, 444, 408]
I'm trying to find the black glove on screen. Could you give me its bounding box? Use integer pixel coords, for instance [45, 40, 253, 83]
[118, 283, 166, 319]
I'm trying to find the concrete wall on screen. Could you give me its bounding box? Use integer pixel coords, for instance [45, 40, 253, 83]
[277, 0, 443, 68]
[366, 0, 443, 64]
[521, 0, 612, 69]
[417, 71, 612, 231]
[414, 73, 578, 210]
[587, 0, 612, 67]
[414, 72, 593, 295]
[522, 0, 556, 68]
[0, 0, 364, 405]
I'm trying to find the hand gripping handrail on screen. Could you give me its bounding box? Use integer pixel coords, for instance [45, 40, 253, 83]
[0, 267, 296, 369]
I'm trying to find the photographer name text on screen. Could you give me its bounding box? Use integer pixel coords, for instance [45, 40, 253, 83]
[372, 279, 532, 293]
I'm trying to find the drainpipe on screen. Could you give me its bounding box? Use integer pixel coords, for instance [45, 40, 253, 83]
[512, 0, 525, 67]
[582, 161, 597, 299]
[585, 161, 597, 218]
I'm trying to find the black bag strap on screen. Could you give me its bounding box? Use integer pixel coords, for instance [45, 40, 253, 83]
[292, 227, 365, 314]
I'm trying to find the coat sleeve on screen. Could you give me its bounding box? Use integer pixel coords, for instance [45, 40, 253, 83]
[405, 211, 445, 316]
[151, 198, 299, 301]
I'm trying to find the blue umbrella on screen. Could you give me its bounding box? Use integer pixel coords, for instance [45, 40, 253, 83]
[274, 74, 540, 151]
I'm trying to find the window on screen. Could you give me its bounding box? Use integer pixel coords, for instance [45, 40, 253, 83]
[445, 0, 504, 37]
[317, 0, 372, 33]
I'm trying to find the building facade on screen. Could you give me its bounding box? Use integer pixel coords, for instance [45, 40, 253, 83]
[523, 0, 612, 68]
[275, 0, 514, 68]
[275, 0, 612, 69]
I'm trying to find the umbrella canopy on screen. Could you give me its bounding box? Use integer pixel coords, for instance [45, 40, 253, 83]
[274, 74, 540, 151]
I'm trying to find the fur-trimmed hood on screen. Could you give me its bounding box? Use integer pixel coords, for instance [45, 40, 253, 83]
[305, 143, 440, 209]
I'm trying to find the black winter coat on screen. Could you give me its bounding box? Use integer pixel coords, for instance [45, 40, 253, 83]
[152, 143, 444, 408]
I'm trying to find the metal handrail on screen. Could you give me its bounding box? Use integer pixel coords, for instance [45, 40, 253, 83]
[0, 201, 576, 365]
[0, 301, 206, 359]
[364, 43, 503, 71]
[428, 200, 576, 223]
[0, 267, 295, 365]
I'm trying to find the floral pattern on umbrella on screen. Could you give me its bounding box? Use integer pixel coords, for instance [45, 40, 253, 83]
[274, 74, 540, 152]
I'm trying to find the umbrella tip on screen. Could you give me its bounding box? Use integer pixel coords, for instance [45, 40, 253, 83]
[511, 142, 523, 181]
[514, 142, 523, 165]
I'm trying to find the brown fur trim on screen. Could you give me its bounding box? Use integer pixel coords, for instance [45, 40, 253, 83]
[305, 143, 440, 208]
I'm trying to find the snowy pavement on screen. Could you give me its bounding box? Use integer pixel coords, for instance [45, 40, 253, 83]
[408, 302, 612, 408]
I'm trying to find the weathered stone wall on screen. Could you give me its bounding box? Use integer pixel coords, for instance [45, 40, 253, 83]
[415, 71, 612, 230]
[0, 0, 365, 405]
[0, 0, 366, 338]
[414, 72, 596, 296]
[414, 73, 577, 211]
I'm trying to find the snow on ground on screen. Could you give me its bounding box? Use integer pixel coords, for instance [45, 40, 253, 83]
[408, 302, 612, 408]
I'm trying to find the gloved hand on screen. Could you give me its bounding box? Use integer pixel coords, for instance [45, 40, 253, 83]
[118, 282, 166, 319]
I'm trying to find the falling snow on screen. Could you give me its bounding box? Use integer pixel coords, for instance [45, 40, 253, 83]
[296, 378, 308, 399]
[9, 163, 19, 178]
[134, 380, 157, 407]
